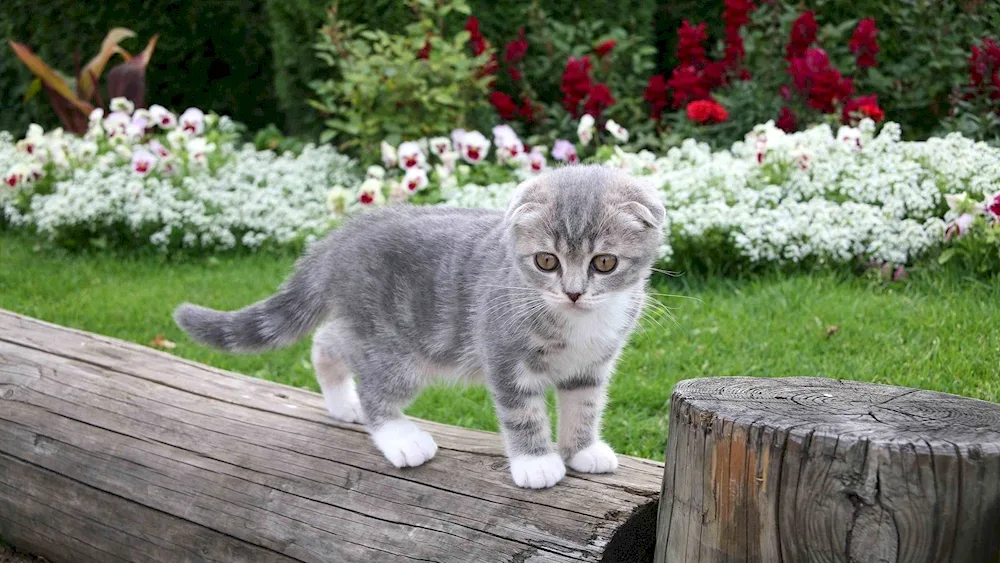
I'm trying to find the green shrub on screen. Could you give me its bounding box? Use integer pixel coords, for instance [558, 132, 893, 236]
[0, 0, 278, 135]
[309, 0, 493, 159]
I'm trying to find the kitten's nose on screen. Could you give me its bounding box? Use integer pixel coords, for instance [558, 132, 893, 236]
[565, 292, 582, 303]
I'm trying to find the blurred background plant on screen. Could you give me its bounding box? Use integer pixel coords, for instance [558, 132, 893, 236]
[308, 0, 494, 160]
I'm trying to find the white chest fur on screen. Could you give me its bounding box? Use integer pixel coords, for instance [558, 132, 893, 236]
[542, 292, 636, 380]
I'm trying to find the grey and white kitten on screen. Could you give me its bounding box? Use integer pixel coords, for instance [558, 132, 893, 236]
[174, 165, 665, 489]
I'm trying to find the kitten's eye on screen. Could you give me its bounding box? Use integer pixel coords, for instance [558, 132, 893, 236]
[591, 254, 618, 273]
[534, 252, 559, 272]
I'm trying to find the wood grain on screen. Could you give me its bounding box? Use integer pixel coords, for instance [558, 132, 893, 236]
[0, 310, 661, 563]
[654, 376, 1000, 563]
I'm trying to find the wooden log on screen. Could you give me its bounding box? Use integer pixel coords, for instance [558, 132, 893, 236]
[655, 376, 1000, 563]
[0, 310, 662, 563]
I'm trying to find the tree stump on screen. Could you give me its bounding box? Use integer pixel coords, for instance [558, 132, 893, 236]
[655, 377, 1000, 563]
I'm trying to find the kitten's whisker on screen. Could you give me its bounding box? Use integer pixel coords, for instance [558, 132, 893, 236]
[650, 267, 682, 277]
[645, 292, 703, 303]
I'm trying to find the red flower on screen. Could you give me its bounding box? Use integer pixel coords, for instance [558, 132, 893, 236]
[359, 192, 374, 205]
[595, 40, 616, 57]
[849, 18, 879, 69]
[466, 16, 487, 56]
[776, 106, 798, 132]
[666, 65, 716, 109]
[842, 94, 884, 124]
[789, 48, 854, 113]
[786, 11, 817, 61]
[489, 91, 519, 121]
[967, 38, 1000, 105]
[560, 56, 593, 117]
[504, 29, 528, 64]
[723, 0, 756, 32]
[685, 99, 728, 124]
[722, 0, 755, 70]
[583, 83, 616, 118]
[417, 39, 432, 60]
[508, 66, 522, 81]
[676, 21, 708, 66]
[518, 96, 540, 123]
[645, 74, 670, 120]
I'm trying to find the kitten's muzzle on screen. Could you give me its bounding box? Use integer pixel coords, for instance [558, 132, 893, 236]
[565, 292, 582, 303]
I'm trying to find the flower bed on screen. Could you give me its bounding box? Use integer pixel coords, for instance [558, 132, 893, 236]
[0, 100, 357, 252]
[345, 116, 1000, 272]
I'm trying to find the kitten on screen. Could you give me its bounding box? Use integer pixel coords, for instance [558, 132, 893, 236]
[174, 165, 665, 489]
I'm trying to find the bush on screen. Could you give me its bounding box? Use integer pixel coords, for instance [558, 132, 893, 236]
[332, 115, 1000, 276]
[309, 0, 494, 161]
[0, 103, 358, 254]
[0, 0, 278, 136]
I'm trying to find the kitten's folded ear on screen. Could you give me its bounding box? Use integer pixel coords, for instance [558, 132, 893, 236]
[618, 179, 666, 229]
[504, 178, 547, 225]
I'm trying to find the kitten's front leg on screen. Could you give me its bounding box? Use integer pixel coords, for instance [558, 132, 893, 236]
[556, 364, 619, 474]
[489, 370, 565, 489]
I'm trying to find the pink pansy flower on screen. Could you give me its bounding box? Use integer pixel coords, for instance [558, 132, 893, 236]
[945, 213, 976, 241]
[357, 178, 385, 206]
[103, 111, 131, 138]
[403, 167, 429, 192]
[551, 139, 578, 163]
[451, 129, 467, 153]
[459, 131, 490, 164]
[179, 108, 205, 136]
[150, 105, 177, 129]
[986, 192, 1000, 219]
[397, 141, 426, 170]
[149, 140, 171, 159]
[429, 136, 451, 156]
[131, 149, 158, 175]
[525, 148, 546, 173]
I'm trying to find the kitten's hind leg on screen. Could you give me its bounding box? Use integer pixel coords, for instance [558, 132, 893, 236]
[354, 357, 437, 468]
[312, 323, 365, 424]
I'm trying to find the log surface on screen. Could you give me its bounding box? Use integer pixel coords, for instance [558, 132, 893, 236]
[655, 376, 1000, 563]
[0, 310, 662, 563]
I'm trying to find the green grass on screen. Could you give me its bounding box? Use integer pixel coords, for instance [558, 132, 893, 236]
[2, 232, 999, 461]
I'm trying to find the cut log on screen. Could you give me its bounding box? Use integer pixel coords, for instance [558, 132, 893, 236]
[655, 377, 1000, 563]
[0, 310, 662, 563]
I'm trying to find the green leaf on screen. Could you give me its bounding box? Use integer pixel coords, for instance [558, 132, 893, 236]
[937, 248, 957, 265]
[23, 78, 42, 102]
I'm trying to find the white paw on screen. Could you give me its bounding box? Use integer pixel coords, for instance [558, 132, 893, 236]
[323, 385, 365, 424]
[509, 453, 566, 489]
[567, 441, 619, 474]
[371, 420, 438, 468]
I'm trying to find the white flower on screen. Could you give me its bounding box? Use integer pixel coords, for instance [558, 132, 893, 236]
[496, 136, 525, 165]
[381, 141, 398, 168]
[397, 142, 426, 170]
[77, 141, 98, 160]
[605, 119, 629, 143]
[434, 164, 452, 180]
[131, 149, 157, 175]
[459, 131, 490, 164]
[388, 181, 410, 203]
[3, 164, 28, 188]
[551, 139, 578, 163]
[179, 108, 205, 136]
[109, 97, 135, 115]
[402, 167, 429, 192]
[358, 178, 385, 206]
[439, 151, 459, 171]
[166, 128, 188, 149]
[186, 137, 214, 167]
[88, 108, 105, 124]
[577, 114, 595, 146]
[451, 129, 467, 152]
[150, 105, 177, 129]
[429, 137, 452, 156]
[366, 165, 386, 179]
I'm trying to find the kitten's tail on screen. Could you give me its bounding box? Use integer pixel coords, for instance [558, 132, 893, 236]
[173, 252, 331, 354]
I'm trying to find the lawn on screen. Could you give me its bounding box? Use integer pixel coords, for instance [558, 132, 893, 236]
[2, 231, 998, 460]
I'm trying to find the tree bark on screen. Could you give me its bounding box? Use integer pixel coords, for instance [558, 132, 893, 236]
[655, 376, 1000, 563]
